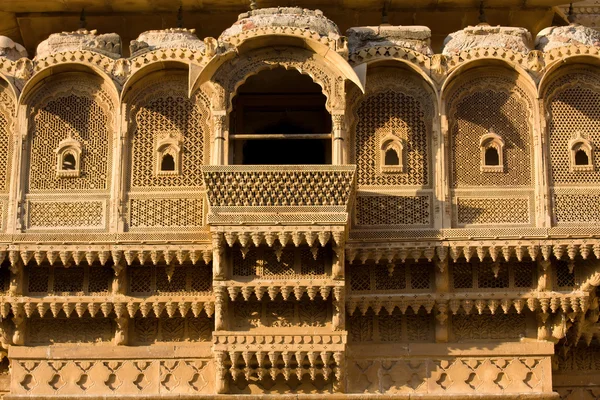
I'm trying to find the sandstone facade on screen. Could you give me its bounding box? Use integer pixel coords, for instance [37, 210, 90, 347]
[0, 3, 596, 400]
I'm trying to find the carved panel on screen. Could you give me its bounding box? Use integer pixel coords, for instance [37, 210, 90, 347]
[129, 75, 208, 189]
[27, 317, 114, 344]
[547, 70, 600, 185]
[347, 356, 551, 394]
[348, 309, 434, 343]
[131, 315, 213, 344]
[129, 265, 212, 295]
[0, 82, 14, 193]
[10, 356, 214, 395]
[355, 195, 431, 226]
[554, 193, 600, 223]
[28, 78, 113, 192]
[128, 198, 204, 229]
[231, 297, 330, 330]
[451, 312, 527, 341]
[449, 75, 533, 187]
[456, 197, 530, 225]
[352, 78, 430, 187]
[28, 200, 105, 228]
[348, 261, 433, 293]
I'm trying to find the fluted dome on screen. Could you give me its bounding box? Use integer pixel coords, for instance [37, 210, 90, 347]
[130, 28, 205, 57]
[346, 25, 433, 55]
[0, 36, 27, 61]
[443, 24, 532, 55]
[220, 7, 340, 41]
[36, 29, 121, 59]
[536, 24, 600, 51]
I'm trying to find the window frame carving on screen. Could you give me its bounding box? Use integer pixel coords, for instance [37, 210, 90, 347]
[54, 137, 82, 178]
[380, 133, 405, 173]
[569, 131, 594, 172]
[479, 129, 505, 173]
[155, 134, 182, 176]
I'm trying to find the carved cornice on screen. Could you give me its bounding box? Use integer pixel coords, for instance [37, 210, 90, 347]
[214, 279, 344, 302]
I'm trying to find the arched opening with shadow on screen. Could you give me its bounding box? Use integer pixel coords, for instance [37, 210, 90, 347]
[229, 67, 332, 165]
[484, 147, 500, 166]
[160, 153, 175, 171]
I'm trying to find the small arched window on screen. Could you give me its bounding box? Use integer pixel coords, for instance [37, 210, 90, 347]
[384, 148, 400, 166]
[380, 134, 404, 173]
[569, 132, 594, 172]
[484, 147, 500, 166]
[479, 129, 505, 173]
[161, 154, 175, 171]
[155, 133, 182, 176]
[62, 153, 77, 170]
[55, 138, 82, 178]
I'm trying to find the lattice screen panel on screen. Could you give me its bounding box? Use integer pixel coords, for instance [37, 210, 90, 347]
[450, 261, 536, 291]
[28, 201, 104, 228]
[548, 71, 600, 185]
[0, 82, 13, 193]
[30, 92, 111, 191]
[456, 197, 530, 225]
[128, 198, 204, 229]
[452, 312, 527, 341]
[355, 195, 431, 226]
[449, 77, 532, 187]
[129, 264, 212, 295]
[348, 261, 433, 293]
[232, 245, 328, 278]
[130, 78, 208, 188]
[354, 90, 428, 186]
[348, 308, 434, 343]
[554, 193, 600, 223]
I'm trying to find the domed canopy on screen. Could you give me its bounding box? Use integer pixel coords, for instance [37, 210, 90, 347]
[36, 29, 121, 59]
[219, 7, 340, 41]
[536, 24, 600, 51]
[346, 25, 433, 55]
[0, 36, 27, 61]
[443, 24, 532, 56]
[130, 28, 205, 57]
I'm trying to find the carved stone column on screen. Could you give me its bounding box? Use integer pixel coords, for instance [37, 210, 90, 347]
[215, 350, 229, 394]
[434, 257, 449, 342]
[8, 250, 23, 296]
[7, 104, 27, 233]
[112, 258, 127, 295]
[214, 286, 229, 331]
[332, 351, 346, 393]
[537, 259, 552, 292]
[332, 113, 345, 165]
[211, 112, 227, 165]
[11, 303, 25, 346]
[332, 287, 345, 331]
[113, 303, 128, 346]
[332, 231, 345, 280]
[212, 232, 226, 280]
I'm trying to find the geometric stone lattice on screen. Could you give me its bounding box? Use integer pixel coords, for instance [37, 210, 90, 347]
[28, 201, 104, 228]
[30, 92, 111, 191]
[129, 198, 203, 228]
[130, 78, 207, 188]
[457, 197, 530, 225]
[548, 72, 600, 185]
[0, 83, 13, 192]
[450, 77, 533, 188]
[354, 90, 429, 186]
[554, 194, 600, 223]
[355, 195, 430, 226]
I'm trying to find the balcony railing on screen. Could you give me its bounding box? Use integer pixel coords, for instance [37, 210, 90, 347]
[202, 165, 356, 225]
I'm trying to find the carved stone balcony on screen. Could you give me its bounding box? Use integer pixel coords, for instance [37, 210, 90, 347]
[202, 165, 356, 225]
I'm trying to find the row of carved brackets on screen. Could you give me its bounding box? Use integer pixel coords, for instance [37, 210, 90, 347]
[215, 282, 344, 302]
[0, 245, 213, 270]
[5, 298, 215, 319]
[218, 350, 344, 382]
[346, 292, 592, 317]
[213, 226, 345, 249]
[346, 240, 600, 267]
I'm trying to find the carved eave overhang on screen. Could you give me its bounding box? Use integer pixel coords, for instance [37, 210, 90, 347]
[214, 279, 344, 302]
[346, 239, 600, 266]
[202, 165, 355, 227]
[1, 244, 213, 269]
[347, 292, 591, 319]
[0, 296, 215, 320]
[213, 332, 346, 353]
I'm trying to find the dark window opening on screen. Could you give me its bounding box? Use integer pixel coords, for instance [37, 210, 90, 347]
[384, 148, 400, 165]
[230, 67, 332, 165]
[161, 153, 175, 171]
[484, 147, 500, 166]
[62, 153, 76, 170]
[575, 149, 590, 166]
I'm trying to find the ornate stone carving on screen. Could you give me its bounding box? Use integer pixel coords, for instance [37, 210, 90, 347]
[36, 29, 121, 59]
